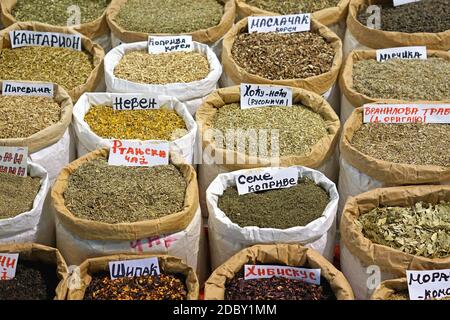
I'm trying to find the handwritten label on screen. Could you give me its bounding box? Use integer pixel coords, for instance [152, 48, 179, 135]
[407, 269, 450, 300]
[363, 104, 450, 124]
[2, 81, 53, 97]
[108, 140, 169, 167]
[376, 46, 427, 62]
[109, 257, 160, 280]
[393, 0, 421, 6]
[148, 35, 193, 54]
[248, 14, 311, 33]
[9, 30, 81, 51]
[244, 265, 321, 285]
[0, 253, 19, 280]
[240, 84, 293, 109]
[111, 94, 161, 111]
[0, 147, 28, 177]
[235, 167, 298, 195]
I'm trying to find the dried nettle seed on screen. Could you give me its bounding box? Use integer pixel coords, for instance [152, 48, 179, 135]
[245, 0, 341, 15]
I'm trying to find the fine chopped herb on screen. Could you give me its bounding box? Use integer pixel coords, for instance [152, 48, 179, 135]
[245, 0, 340, 15]
[64, 159, 186, 224]
[218, 177, 329, 229]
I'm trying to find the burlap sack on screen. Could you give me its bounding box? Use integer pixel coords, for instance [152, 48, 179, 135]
[0, 22, 105, 101]
[339, 49, 450, 123]
[340, 185, 450, 300]
[205, 244, 354, 300]
[66, 254, 199, 300]
[0, 242, 69, 300]
[370, 278, 408, 300]
[344, 0, 450, 58]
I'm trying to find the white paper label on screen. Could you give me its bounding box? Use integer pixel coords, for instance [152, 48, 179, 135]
[111, 94, 161, 111]
[376, 46, 427, 62]
[393, 0, 421, 6]
[235, 167, 298, 195]
[109, 257, 160, 280]
[240, 83, 293, 109]
[148, 35, 193, 54]
[0, 147, 28, 177]
[2, 81, 53, 97]
[363, 104, 450, 124]
[244, 265, 321, 285]
[10, 30, 81, 51]
[0, 253, 19, 280]
[108, 140, 169, 167]
[407, 269, 450, 300]
[248, 14, 311, 33]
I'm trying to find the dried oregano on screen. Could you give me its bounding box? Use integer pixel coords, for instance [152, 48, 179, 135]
[245, 0, 340, 15]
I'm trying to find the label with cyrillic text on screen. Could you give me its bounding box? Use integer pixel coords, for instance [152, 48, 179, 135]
[10, 30, 81, 51]
[244, 265, 321, 285]
[236, 167, 298, 195]
[0, 253, 19, 280]
[2, 81, 53, 97]
[240, 83, 292, 109]
[363, 104, 450, 124]
[393, 0, 420, 6]
[376, 46, 427, 62]
[148, 35, 193, 54]
[109, 257, 160, 280]
[407, 269, 450, 300]
[0, 146, 28, 177]
[248, 14, 311, 33]
[108, 140, 169, 167]
[111, 94, 161, 111]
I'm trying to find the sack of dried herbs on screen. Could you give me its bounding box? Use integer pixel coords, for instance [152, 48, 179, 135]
[370, 278, 409, 300]
[343, 0, 450, 57]
[66, 254, 198, 300]
[206, 166, 339, 269]
[340, 185, 450, 300]
[0, 22, 105, 101]
[104, 41, 222, 115]
[339, 49, 450, 122]
[205, 244, 354, 300]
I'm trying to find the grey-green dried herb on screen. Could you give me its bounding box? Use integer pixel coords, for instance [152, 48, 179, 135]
[357, 202, 450, 259]
[358, 0, 450, 33]
[64, 159, 186, 224]
[218, 177, 329, 229]
[12, 0, 109, 25]
[0, 173, 41, 219]
[353, 58, 450, 101]
[0, 96, 61, 139]
[212, 103, 328, 157]
[351, 123, 450, 167]
[245, 0, 340, 15]
[115, 0, 224, 34]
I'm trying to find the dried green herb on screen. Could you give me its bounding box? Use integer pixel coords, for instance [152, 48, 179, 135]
[0, 96, 61, 139]
[64, 159, 186, 224]
[357, 202, 450, 259]
[12, 0, 109, 25]
[353, 58, 450, 101]
[0, 173, 41, 219]
[218, 177, 329, 229]
[231, 31, 335, 80]
[115, 0, 224, 34]
[245, 0, 340, 15]
[351, 123, 450, 167]
[113, 51, 210, 85]
[0, 47, 94, 91]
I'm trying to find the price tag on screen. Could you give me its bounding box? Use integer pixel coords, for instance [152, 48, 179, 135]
[376, 46, 427, 62]
[235, 167, 298, 195]
[2, 81, 53, 97]
[108, 140, 169, 167]
[240, 84, 293, 109]
[363, 104, 450, 124]
[407, 269, 450, 300]
[111, 94, 161, 111]
[244, 265, 321, 285]
[393, 0, 421, 6]
[248, 14, 311, 33]
[148, 35, 193, 54]
[0, 146, 28, 177]
[9, 30, 81, 51]
[0, 253, 19, 280]
[109, 257, 160, 280]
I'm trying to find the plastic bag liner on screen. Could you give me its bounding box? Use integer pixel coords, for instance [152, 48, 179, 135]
[205, 244, 355, 300]
[0, 242, 69, 300]
[207, 166, 339, 269]
[340, 185, 450, 300]
[66, 253, 199, 300]
[370, 278, 407, 300]
[73, 93, 197, 164]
